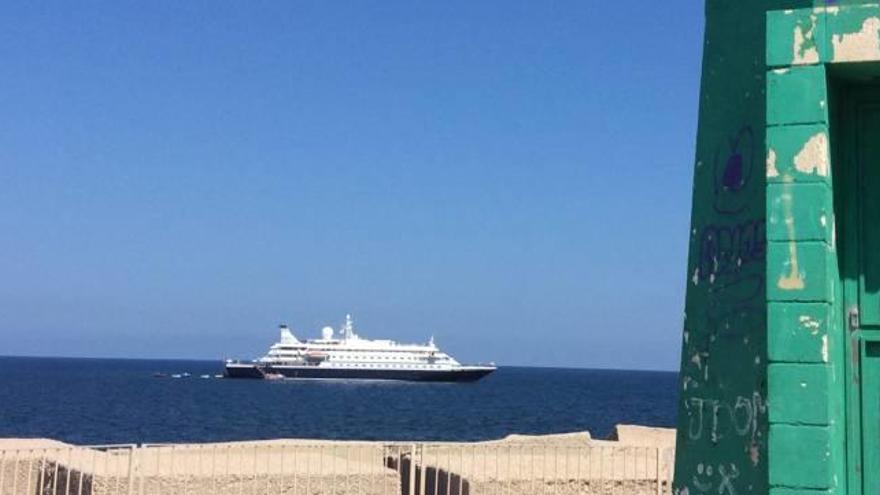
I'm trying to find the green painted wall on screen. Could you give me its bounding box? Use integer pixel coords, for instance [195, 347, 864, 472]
[677, 3, 880, 495]
[673, 2, 810, 495]
[765, 15, 840, 495]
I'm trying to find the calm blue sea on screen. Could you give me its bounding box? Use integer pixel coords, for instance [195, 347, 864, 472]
[0, 357, 678, 445]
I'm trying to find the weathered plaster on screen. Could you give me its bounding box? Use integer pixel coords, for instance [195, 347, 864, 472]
[793, 133, 829, 177]
[832, 17, 880, 62]
[794, 17, 821, 64]
[777, 245, 806, 290]
[777, 183, 805, 291]
[767, 149, 780, 178]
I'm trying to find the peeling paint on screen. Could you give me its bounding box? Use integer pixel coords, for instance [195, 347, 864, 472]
[821, 334, 829, 363]
[766, 149, 779, 178]
[777, 248, 805, 290]
[793, 17, 820, 64]
[794, 133, 829, 176]
[777, 182, 804, 290]
[832, 17, 880, 62]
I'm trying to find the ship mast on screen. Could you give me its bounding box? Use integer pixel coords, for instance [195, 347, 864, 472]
[343, 314, 355, 340]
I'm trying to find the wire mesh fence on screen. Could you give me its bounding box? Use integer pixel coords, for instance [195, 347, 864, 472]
[0, 441, 674, 495]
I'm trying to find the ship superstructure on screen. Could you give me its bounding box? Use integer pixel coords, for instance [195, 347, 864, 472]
[225, 315, 495, 382]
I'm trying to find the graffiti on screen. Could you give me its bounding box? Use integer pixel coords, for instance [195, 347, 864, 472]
[685, 392, 766, 444]
[696, 219, 766, 283]
[694, 219, 765, 340]
[692, 130, 767, 342]
[713, 126, 756, 215]
[698, 125, 766, 282]
[692, 463, 740, 495]
[678, 123, 768, 495]
[718, 464, 740, 495]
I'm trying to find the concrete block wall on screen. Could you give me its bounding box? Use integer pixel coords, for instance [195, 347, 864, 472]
[764, 21, 840, 495]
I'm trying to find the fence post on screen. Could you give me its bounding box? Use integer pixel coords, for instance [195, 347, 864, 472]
[408, 444, 417, 495]
[655, 447, 663, 495]
[418, 444, 427, 495]
[127, 445, 137, 495]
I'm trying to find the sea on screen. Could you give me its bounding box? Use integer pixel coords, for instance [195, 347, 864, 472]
[0, 357, 679, 445]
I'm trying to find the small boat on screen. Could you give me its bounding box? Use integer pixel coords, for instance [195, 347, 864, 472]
[214, 374, 224, 379]
[263, 372, 285, 380]
[200, 374, 211, 379]
[171, 374, 183, 379]
[153, 372, 169, 378]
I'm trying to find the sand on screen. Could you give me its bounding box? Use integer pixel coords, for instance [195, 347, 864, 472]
[0, 425, 675, 495]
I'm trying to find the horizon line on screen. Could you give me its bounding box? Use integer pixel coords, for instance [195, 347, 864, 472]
[0, 353, 678, 374]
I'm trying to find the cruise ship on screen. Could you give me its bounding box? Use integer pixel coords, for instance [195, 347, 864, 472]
[224, 315, 496, 382]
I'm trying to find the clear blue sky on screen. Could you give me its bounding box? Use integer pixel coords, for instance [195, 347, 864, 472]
[0, 2, 705, 370]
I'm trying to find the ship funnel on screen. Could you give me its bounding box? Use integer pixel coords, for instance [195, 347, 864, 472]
[279, 324, 300, 344]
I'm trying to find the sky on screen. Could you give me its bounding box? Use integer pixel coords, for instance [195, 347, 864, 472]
[0, 2, 705, 371]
